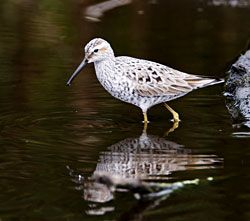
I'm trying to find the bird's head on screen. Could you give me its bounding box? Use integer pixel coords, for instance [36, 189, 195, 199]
[66, 38, 114, 86]
[84, 38, 114, 63]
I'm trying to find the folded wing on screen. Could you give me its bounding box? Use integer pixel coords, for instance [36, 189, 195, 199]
[118, 56, 219, 97]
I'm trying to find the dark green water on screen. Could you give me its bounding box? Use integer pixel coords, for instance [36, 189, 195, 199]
[0, 0, 250, 220]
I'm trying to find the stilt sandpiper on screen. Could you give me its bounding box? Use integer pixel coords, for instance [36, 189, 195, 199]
[67, 38, 223, 129]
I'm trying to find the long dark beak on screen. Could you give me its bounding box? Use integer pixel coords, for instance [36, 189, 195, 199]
[66, 59, 88, 86]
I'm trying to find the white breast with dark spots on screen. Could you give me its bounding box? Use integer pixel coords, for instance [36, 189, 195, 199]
[94, 61, 139, 105]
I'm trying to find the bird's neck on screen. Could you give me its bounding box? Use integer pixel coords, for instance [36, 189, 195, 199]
[94, 56, 116, 80]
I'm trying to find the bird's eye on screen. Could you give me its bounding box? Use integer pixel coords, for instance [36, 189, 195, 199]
[94, 49, 99, 53]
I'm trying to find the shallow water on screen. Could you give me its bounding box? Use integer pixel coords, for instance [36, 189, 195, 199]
[0, 0, 250, 220]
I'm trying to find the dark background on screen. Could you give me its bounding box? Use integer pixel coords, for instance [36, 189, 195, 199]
[0, 0, 250, 220]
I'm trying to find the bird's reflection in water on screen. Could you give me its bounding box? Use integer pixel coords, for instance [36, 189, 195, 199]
[94, 131, 220, 180]
[70, 129, 222, 216]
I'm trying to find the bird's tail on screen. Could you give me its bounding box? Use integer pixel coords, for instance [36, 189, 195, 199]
[186, 75, 224, 89]
[202, 78, 224, 88]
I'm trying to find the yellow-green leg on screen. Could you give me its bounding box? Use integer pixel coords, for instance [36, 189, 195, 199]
[143, 112, 149, 123]
[143, 112, 149, 133]
[164, 121, 179, 136]
[164, 103, 180, 122]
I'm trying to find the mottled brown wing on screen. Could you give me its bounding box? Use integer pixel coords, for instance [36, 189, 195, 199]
[119, 57, 194, 97]
[116, 56, 217, 97]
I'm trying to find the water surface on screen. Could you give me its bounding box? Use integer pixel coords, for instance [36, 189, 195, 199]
[0, 0, 250, 220]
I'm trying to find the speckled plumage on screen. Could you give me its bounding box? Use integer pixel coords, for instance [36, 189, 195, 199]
[67, 38, 223, 123]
